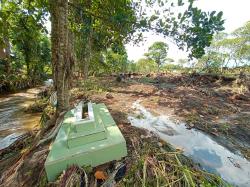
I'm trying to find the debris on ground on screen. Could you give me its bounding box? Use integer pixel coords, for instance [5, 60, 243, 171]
[1, 73, 249, 186]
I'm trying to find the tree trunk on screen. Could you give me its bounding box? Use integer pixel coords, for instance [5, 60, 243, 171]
[73, 0, 92, 80]
[24, 52, 31, 77]
[3, 37, 11, 74]
[2, 15, 11, 74]
[83, 32, 92, 80]
[50, 0, 71, 113]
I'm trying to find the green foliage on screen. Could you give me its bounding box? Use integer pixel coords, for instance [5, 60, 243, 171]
[140, 0, 224, 59]
[145, 41, 169, 68]
[88, 45, 129, 75]
[25, 98, 48, 113]
[0, 0, 50, 92]
[173, 5, 224, 58]
[197, 51, 223, 73]
[162, 64, 183, 72]
[104, 46, 128, 73]
[70, 0, 137, 76]
[127, 60, 138, 73]
[136, 58, 157, 73]
[196, 20, 250, 73]
[71, 0, 225, 78]
[1, 0, 225, 91]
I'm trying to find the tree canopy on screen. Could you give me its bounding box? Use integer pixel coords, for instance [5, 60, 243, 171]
[145, 41, 169, 72]
[0, 0, 50, 91]
[195, 21, 250, 73]
[0, 0, 226, 111]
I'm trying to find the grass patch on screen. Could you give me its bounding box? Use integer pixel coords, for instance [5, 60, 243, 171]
[138, 77, 156, 84]
[185, 113, 201, 125]
[25, 98, 48, 113]
[120, 138, 230, 187]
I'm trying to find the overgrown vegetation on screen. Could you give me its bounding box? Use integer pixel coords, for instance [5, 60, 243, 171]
[0, 0, 51, 92]
[121, 134, 230, 187]
[1, 0, 249, 186]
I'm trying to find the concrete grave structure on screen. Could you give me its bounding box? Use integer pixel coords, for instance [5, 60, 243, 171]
[45, 102, 127, 181]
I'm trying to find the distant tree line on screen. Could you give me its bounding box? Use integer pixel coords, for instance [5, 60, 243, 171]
[196, 21, 250, 73]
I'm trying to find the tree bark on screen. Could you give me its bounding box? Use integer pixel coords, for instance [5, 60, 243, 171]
[50, 0, 72, 113]
[2, 15, 11, 74]
[3, 37, 11, 74]
[24, 51, 31, 77]
[73, 0, 92, 80]
[83, 32, 92, 80]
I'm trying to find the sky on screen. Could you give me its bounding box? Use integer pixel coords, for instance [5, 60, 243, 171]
[126, 0, 250, 62]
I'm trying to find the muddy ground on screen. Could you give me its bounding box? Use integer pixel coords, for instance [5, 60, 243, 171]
[85, 73, 250, 160]
[0, 72, 249, 186]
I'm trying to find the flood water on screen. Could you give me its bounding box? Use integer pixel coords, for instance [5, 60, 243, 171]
[0, 88, 42, 150]
[128, 100, 250, 187]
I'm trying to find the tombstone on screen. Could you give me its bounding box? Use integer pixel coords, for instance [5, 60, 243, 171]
[45, 101, 127, 181]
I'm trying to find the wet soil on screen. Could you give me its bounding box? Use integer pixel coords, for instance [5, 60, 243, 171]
[128, 100, 250, 186]
[87, 73, 250, 160]
[1, 73, 249, 186]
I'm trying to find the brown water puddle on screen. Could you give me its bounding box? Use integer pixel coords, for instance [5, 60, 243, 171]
[0, 87, 43, 149]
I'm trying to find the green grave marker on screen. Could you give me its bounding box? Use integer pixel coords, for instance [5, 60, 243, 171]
[45, 102, 127, 181]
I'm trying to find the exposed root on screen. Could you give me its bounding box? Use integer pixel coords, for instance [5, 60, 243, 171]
[0, 148, 49, 187]
[36, 111, 66, 147]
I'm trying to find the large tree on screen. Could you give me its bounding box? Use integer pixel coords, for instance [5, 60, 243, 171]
[49, 0, 224, 113]
[197, 21, 250, 73]
[0, 0, 50, 90]
[50, 0, 73, 113]
[145, 41, 169, 73]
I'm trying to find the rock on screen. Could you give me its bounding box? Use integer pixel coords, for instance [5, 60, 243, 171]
[211, 128, 219, 136]
[186, 123, 194, 130]
[106, 93, 114, 99]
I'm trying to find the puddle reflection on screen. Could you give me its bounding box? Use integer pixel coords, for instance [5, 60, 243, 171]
[128, 100, 250, 187]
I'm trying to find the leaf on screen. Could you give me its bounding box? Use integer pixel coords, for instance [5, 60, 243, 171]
[178, 13, 182, 19]
[178, 0, 184, 6]
[217, 11, 223, 19]
[210, 11, 216, 17]
[94, 170, 108, 180]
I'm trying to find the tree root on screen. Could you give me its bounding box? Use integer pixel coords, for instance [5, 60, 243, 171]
[36, 111, 66, 148]
[0, 111, 66, 186]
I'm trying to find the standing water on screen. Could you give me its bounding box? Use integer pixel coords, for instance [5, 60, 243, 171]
[128, 100, 250, 187]
[0, 87, 43, 150]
